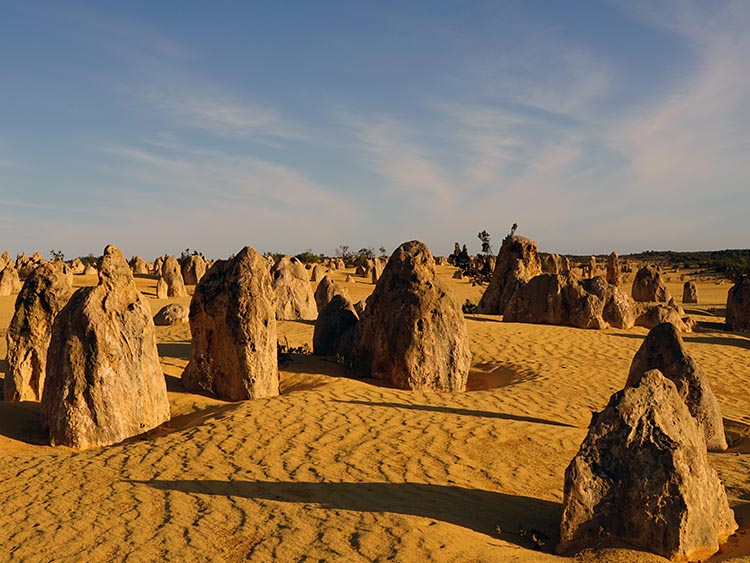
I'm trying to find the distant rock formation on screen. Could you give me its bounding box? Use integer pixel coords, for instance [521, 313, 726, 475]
[606, 251, 620, 286]
[314, 275, 350, 313]
[271, 256, 317, 320]
[726, 276, 750, 331]
[682, 280, 698, 304]
[0, 265, 22, 296]
[130, 256, 150, 275]
[627, 322, 727, 451]
[477, 235, 542, 315]
[632, 265, 671, 303]
[349, 240, 471, 391]
[181, 254, 207, 286]
[559, 369, 736, 560]
[153, 303, 189, 326]
[313, 294, 359, 356]
[4, 263, 72, 402]
[41, 245, 170, 449]
[161, 256, 188, 297]
[182, 247, 278, 401]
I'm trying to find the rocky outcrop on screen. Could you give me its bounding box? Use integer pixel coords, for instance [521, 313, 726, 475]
[153, 303, 189, 326]
[155, 277, 168, 299]
[181, 254, 207, 286]
[0, 265, 22, 296]
[349, 240, 471, 391]
[130, 256, 149, 275]
[182, 247, 278, 401]
[271, 256, 317, 320]
[635, 303, 693, 333]
[726, 276, 750, 331]
[627, 322, 727, 451]
[504, 273, 637, 330]
[313, 294, 359, 356]
[161, 256, 188, 297]
[84, 265, 97, 276]
[4, 263, 72, 402]
[310, 264, 325, 283]
[606, 251, 620, 286]
[559, 369, 737, 561]
[682, 281, 698, 304]
[477, 235, 542, 315]
[314, 275, 350, 312]
[70, 258, 85, 275]
[41, 245, 170, 449]
[632, 265, 671, 303]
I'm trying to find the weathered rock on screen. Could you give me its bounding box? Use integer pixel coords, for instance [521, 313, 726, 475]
[635, 303, 692, 333]
[355, 263, 368, 278]
[313, 294, 359, 356]
[345, 274, 355, 283]
[0, 266, 22, 296]
[271, 256, 317, 320]
[182, 246, 278, 401]
[0, 250, 9, 271]
[161, 256, 188, 297]
[606, 251, 621, 286]
[435, 256, 447, 266]
[584, 276, 638, 330]
[353, 300, 366, 316]
[4, 263, 72, 402]
[130, 256, 149, 275]
[370, 258, 385, 284]
[452, 269, 463, 279]
[627, 323, 727, 451]
[543, 253, 563, 274]
[84, 265, 97, 276]
[314, 275, 350, 312]
[155, 277, 168, 299]
[153, 303, 189, 326]
[335, 258, 345, 270]
[682, 281, 698, 304]
[41, 245, 170, 449]
[726, 276, 750, 331]
[632, 265, 671, 303]
[152, 256, 164, 275]
[477, 235, 542, 315]
[310, 264, 325, 283]
[559, 369, 736, 561]
[350, 240, 471, 391]
[586, 256, 597, 278]
[70, 258, 85, 275]
[52, 260, 74, 288]
[181, 254, 207, 286]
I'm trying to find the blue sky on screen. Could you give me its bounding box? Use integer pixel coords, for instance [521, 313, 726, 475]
[1, 1, 748, 260]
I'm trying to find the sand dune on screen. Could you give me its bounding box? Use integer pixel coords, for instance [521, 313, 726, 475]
[0, 266, 748, 562]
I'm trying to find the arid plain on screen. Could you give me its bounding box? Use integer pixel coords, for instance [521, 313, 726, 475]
[0, 264, 749, 563]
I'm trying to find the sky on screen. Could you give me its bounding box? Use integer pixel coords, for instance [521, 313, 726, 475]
[1, 1, 749, 260]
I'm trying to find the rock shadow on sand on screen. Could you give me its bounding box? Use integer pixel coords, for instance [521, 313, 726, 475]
[0, 400, 46, 444]
[129, 479, 561, 550]
[335, 400, 574, 428]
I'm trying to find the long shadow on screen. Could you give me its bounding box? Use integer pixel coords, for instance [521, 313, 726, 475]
[696, 321, 730, 332]
[335, 400, 575, 428]
[464, 314, 502, 323]
[0, 400, 47, 444]
[129, 479, 561, 550]
[685, 335, 750, 349]
[0, 358, 6, 377]
[158, 342, 191, 360]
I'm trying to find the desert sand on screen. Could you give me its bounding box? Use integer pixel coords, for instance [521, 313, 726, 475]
[0, 266, 749, 562]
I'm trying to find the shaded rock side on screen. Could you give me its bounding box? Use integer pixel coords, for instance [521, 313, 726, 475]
[129, 256, 149, 275]
[181, 254, 207, 286]
[41, 245, 170, 449]
[4, 263, 73, 402]
[350, 240, 471, 392]
[271, 256, 317, 320]
[182, 246, 278, 401]
[0, 266, 22, 296]
[632, 265, 671, 303]
[313, 294, 359, 356]
[682, 281, 698, 304]
[559, 369, 737, 561]
[606, 251, 621, 286]
[627, 322, 727, 451]
[635, 302, 693, 333]
[477, 235, 542, 315]
[314, 275, 350, 312]
[726, 276, 750, 331]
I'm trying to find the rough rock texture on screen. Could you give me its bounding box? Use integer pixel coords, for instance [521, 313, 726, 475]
[313, 294, 359, 356]
[435, 256, 447, 266]
[0, 266, 22, 296]
[0, 251, 9, 271]
[682, 281, 698, 304]
[586, 256, 597, 278]
[345, 274, 355, 283]
[52, 260, 74, 288]
[155, 277, 168, 299]
[370, 258, 385, 284]
[606, 251, 621, 286]
[152, 256, 164, 275]
[350, 240, 471, 391]
[334, 258, 345, 270]
[559, 369, 736, 561]
[726, 276, 750, 331]
[41, 245, 170, 449]
[310, 264, 325, 283]
[84, 265, 97, 276]
[314, 275, 350, 312]
[181, 255, 207, 286]
[162, 256, 188, 297]
[543, 253, 564, 274]
[504, 273, 637, 330]
[4, 263, 73, 402]
[153, 303, 189, 326]
[271, 256, 317, 320]
[182, 246, 278, 401]
[129, 256, 149, 275]
[635, 303, 693, 333]
[477, 235, 542, 315]
[70, 258, 85, 274]
[452, 270, 463, 279]
[632, 265, 671, 303]
[627, 323, 727, 451]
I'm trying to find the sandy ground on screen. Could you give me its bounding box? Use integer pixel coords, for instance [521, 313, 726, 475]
[0, 265, 749, 562]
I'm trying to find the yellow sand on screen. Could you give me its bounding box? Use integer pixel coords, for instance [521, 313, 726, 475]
[0, 266, 748, 562]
